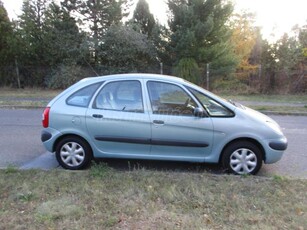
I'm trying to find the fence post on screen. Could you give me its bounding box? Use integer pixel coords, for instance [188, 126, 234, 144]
[15, 57, 21, 89]
[160, 62, 163, 75]
[206, 63, 210, 90]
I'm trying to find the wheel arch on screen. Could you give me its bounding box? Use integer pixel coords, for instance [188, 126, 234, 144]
[218, 137, 265, 164]
[52, 134, 93, 157]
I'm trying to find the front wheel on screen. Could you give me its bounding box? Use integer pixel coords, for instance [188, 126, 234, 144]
[222, 141, 263, 175]
[55, 136, 92, 170]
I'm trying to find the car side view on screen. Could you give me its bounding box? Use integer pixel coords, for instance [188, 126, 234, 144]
[41, 74, 287, 175]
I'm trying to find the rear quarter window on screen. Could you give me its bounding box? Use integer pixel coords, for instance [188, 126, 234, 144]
[66, 82, 101, 107]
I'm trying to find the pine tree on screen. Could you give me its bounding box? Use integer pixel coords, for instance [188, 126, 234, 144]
[167, 0, 237, 83]
[61, 0, 129, 64]
[16, 0, 50, 86]
[43, 2, 86, 66]
[0, 0, 12, 57]
[0, 0, 14, 85]
[100, 24, 157, 73]
[131, 0, 155, 37]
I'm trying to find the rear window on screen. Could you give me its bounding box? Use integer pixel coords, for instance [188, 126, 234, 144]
[66, 83, 101, 107]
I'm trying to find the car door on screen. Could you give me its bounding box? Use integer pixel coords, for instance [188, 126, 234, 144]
[146, 80, 214, 160]
[86, 80, 151, 157]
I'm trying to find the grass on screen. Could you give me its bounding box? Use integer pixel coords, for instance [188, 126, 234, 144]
[222, 94, 307, 114]
[0, 100, 49, 108]
[0, 164, 306, 229]
[249, 105, 307, 113]
[0, 87, 60, 108]
[223, 94, 307, 104]
[0, 87, 60, 99]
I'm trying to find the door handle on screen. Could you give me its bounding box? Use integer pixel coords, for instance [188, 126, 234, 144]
[92, 114, 103, 118]
[153, 120, 164, 125]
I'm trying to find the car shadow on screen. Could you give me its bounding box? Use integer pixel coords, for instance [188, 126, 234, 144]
[93, 158, 225, 175]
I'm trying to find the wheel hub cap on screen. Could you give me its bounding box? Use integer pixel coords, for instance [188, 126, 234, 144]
[230, 148, 257, 174]
[60, 142, 85, 167]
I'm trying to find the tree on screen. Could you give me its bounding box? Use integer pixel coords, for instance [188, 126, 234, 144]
[131, 0, 155, 37]
[61, 0, 129, 64]
[260, 31, 303, 93]
[129, 0, 171, 73]
[99, 24, 157, 73]
[17, 0, 51, 86]
[174, 57, 200, 83]
[43, 2, 92, 88]
[230, 13, 258, 85]
[43, 2, 87, 67]
[0, 0, 14, 85]
[285, 25, 307, 92]
[13, 0, 91, 87]
[150, 23, 172, 74]
[0, 0, 12, 59]
[167, 0, 237, 84]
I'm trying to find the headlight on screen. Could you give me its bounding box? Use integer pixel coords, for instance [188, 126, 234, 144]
[266, 120, 283, 135]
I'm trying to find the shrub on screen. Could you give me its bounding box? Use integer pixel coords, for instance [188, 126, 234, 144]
[212, 77, 258, 95]
[46, 64, 85, 89]
[174, 58, 201, 84]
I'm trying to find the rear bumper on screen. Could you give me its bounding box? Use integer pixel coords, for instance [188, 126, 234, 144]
[41, 130, 52, 142]
[41, 128, 62, 153]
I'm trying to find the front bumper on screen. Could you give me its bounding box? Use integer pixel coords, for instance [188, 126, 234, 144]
[269, 140, 288, 151]
[264, 137, 288, 164]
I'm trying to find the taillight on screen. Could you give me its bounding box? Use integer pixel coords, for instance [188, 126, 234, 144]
[42, 107, 50, 128]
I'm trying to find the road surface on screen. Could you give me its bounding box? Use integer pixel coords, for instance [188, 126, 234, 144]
[0, 109, 44, 167]
[0, 109, 306, 178]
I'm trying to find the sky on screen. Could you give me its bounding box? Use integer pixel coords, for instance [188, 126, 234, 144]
[2, 0, 307, 41]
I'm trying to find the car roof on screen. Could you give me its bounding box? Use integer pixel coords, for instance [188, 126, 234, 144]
[80, 73, 187, 85]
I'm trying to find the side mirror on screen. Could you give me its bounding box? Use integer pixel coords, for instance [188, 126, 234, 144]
[193, 107, 207, 117]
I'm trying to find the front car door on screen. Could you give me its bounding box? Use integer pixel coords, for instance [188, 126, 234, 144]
[86, 80, 151, 157]
[146, 80, 214, 161]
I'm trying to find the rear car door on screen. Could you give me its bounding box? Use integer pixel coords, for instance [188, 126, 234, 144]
[86, 80, 151, 157]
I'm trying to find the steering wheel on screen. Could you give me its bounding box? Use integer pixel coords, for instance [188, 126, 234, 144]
[184, 98, 195, 109]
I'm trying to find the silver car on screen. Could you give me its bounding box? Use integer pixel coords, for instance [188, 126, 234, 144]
[41, 74, 287, 174]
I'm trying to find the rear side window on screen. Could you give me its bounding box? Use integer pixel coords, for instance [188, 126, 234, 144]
[93, 80, 144, 113]
[66, 83, 101, 107]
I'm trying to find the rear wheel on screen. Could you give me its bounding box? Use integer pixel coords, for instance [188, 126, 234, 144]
[55, 136, 92, 170]
[222, 141, 263, 175]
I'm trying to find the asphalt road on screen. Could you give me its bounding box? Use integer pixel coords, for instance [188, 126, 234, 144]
[0, 109, 306, 178]
[258, 115, 307, 179]
[0, 109, 45, 167]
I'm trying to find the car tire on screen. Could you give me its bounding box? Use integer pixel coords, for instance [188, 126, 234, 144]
[55, 136, 92, 170]
[222, 141, 263, 175]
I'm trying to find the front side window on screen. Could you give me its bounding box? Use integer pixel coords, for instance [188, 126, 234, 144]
[147, 81, 197, 116]
[189, 88, 234, 117]
[66, 83, 101, 107]
[93, 80, 144, 113]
